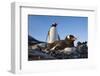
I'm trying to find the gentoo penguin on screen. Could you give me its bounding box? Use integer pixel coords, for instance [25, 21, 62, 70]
[46, 35, 77, 52]
[47, 23, 60, 43]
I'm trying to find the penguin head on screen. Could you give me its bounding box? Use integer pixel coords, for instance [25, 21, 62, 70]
[65, 35, 77, 41]
[51, 22, 57, 27]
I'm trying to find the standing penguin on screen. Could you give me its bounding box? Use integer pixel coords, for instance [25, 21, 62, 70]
[47, 23, 60, 43]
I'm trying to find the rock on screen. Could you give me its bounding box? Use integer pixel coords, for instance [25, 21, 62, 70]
[63, 47, 76, 54]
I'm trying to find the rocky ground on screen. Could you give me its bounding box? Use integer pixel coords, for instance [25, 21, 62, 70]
[28, 34, 88, 60]
[28, 42, 88, 60]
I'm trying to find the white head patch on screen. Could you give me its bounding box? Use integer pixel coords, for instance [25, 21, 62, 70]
[67, 35, 70, 39]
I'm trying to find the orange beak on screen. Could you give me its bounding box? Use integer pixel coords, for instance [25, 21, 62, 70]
[72, 37, 77, 41]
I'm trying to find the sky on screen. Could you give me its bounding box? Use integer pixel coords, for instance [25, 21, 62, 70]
[28, 15, 88, 45]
